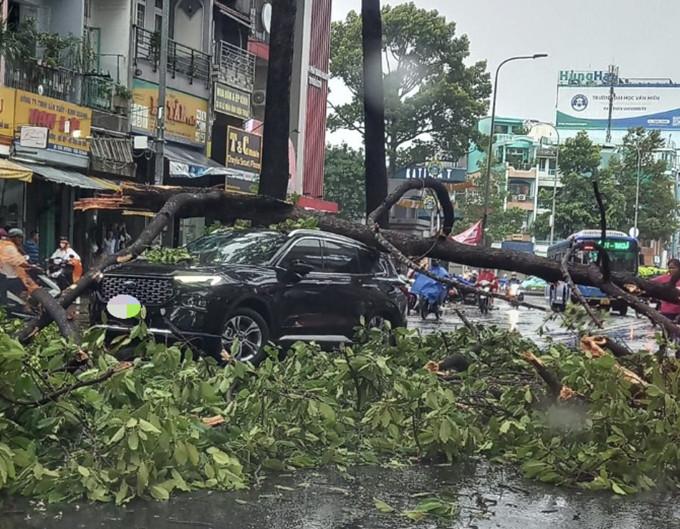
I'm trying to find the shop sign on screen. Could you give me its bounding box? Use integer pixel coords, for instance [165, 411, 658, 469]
[214, 83, 250, 120]
[19, 126, 48, 149]
[226, 126, 261, 173]
[14, 89, 91, 156]
[0, 87, 16, 140]
[130, 80, 207, 145]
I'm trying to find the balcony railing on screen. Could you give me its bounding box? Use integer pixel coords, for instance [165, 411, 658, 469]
[134, 26, 211, 87]
[217, 40, 256, 92]
[5, 60, 115, 112]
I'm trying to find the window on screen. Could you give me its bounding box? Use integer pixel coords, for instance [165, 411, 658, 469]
[356, 248, 380, 274]
[136, 2, 146, 28]
[279, 238, 324, 272]
[323, 241, 359, 274]
[186, 231, 287, 266]
[155, 0, 163, 8]
[155, 14, 162, 33]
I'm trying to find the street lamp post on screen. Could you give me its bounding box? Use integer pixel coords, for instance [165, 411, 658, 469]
[548, 126, 561, 245]
[481, 53, 548, 246]
[633, 145, 642, 238]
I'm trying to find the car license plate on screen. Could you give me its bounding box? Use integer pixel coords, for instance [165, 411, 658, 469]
[107, 294, 143, 319]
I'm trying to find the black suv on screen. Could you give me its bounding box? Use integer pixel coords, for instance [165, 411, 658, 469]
[91, 229, 407, 363]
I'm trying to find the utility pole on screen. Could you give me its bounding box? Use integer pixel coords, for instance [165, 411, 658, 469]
[154, 0, 171, 185]
[605, 65, 618, 145]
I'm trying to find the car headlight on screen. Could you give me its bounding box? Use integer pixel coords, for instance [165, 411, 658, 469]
[174, 275, 224, 286]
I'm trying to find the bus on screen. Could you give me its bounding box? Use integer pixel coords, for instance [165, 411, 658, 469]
[545, 229, 640, 315]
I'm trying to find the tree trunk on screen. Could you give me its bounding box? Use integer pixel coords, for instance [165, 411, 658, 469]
[361, 0, 388, 226]
[257, 0, 296, 200]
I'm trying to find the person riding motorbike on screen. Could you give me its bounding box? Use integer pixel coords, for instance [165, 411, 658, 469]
[50, 237, 83, 288]
[411, 259, 450, 320]
[0, 228, 38, 306]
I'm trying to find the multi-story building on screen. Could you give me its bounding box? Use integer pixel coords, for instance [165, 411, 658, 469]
[0, 0, 333, 259]
[467, 116, 560, 232]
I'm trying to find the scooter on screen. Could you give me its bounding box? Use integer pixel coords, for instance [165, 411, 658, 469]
[3, 267, 61, 320]
[419, 295, 442, 321]
[48, 256, 75, 291]
[507, 282, 524, 306]
[477, 280, 492, 315]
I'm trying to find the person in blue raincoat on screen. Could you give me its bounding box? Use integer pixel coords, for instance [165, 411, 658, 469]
[410, 259, 450, 305]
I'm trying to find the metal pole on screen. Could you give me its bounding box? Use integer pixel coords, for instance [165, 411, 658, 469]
[549, 126, 560, 245]
[605, 65, 617, 145]
[480, 53, 548, 246]
[154, 0, 171, 185]
[633, 145, 641, 236]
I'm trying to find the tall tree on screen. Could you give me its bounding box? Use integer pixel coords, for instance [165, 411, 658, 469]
[331, 3, 490, 175]
[258, 0, 297, 199]
[323, 144, 366, 221]
[361, 0, 388, 225]
[533, 129, 678, 242]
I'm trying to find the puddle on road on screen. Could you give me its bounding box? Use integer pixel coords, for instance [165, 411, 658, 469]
[2, 463, 679, 529]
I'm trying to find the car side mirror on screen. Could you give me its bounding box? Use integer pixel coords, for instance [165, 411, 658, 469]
[289, 260, 315, 276]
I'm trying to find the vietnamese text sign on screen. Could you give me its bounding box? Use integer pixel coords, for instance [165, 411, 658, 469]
[0, 87, 16, 139]
[131, 79, 207, 145]
[214, 83, 250, 120]
[557, 85, 680, 130]
[14, 89, 91, 155]
[226, 126, 261, 173]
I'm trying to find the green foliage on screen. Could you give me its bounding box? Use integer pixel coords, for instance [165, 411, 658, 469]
[3, 316, 680, 504]
[269, 217, 319, 233]
[639, 266, 667, 279]
[534, 129, 679, 242]
[324, 144, 366, 221]
[330, 3, 490, 173]
[143, 247, 194, 264]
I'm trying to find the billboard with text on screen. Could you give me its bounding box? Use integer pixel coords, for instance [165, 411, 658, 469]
[556, 85, 680, 130]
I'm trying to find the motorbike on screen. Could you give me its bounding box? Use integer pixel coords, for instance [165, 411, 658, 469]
[3, 266, 61, 319]
[507, 282, 524, 306]
[399, 275, 418, 315]
[419, 295, 442, 321]
[477, 279, 492, 315]
[48, 256, 75, 291]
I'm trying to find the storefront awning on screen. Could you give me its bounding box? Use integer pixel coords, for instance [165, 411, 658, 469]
[20, 163, 116, 191]
[165, 144, 230, 178]
[0, 158, 32, 183]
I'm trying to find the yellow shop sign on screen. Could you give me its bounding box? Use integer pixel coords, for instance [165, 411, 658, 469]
[14, 89, 91, 155]
[131, 80, 207, 145]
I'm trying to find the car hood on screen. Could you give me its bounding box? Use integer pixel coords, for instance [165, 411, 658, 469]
[104, 260, 272, 281]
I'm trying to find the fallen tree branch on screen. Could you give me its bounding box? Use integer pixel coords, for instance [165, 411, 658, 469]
[561, 243, 604, 328]
[520, 351, 582, 401]
[579, 336, 648, 388]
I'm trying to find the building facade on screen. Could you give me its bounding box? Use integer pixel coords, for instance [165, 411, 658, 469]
[0, 0, 332, 259]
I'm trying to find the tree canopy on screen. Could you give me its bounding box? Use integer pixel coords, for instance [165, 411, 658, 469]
[533, 129, 678, 242]
[329, 3, 490, 175]
[323, 144, 366, 221]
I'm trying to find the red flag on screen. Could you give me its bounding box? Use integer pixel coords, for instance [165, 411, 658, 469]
[451, 221, 483, 245]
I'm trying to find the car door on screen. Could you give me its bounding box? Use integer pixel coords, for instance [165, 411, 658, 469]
[274, 237, 334, 339]
[319, 240, 374, 337]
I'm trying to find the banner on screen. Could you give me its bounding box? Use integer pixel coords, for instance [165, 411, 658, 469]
[557, 85, 680, 130]
[131, 80, 207, 145]
[226, 126, 262, 173]
[14, 89, 91, 156]
[214, 83, 250, 120]
[0, 87, 15, 140]
[451, 221, 482, 246]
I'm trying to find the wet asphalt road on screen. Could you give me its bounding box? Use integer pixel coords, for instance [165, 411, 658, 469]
[1, 296, 672, 529]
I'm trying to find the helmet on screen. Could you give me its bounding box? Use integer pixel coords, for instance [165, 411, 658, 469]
[8, 228, 24, 238]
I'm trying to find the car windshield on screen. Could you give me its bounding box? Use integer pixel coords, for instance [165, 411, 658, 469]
[186, 231, 287, 266]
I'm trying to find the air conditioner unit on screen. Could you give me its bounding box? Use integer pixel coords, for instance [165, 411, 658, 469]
[517, 194, 527, 201]
[252, 90, 266, 106]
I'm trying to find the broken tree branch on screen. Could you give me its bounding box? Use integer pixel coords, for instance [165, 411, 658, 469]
[561, 243, 604, 328]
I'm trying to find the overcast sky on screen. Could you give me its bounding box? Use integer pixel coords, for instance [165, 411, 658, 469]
[329, 0, 680, 146]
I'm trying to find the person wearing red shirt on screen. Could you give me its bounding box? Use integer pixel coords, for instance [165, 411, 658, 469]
[652, 258, 680, 321]
[477, 268, 499, 292]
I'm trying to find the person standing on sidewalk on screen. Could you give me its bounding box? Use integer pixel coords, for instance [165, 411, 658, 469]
[652, 258, 680, 321]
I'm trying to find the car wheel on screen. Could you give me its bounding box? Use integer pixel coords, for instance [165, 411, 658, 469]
[221, 308, 270, 364]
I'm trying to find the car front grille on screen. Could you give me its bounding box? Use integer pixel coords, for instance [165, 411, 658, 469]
[100, 276, 174, 307]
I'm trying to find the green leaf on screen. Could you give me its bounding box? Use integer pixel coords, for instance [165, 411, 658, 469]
[139, 419, 161, 434]
[612, 482, 627, 495]
[499, 420, 512, 434]
[173, 443, 188, 466]
[150, 484, 170, 501]
[109, 426, 126, 444]
[127, 431, 139, 451]
[439, 419, 451, 443]
[77, 465, 90, 477]
[318, 402, 336, 423]
[374, 498, 395, 513]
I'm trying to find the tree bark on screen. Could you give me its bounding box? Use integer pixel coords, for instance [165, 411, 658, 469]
[257, 0, 296, 200]
[361, 0, 388, 226]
